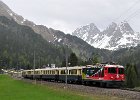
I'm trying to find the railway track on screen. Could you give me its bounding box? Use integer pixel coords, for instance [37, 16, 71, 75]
[20, 78, 140, 100]
[120, 88, 140, 92]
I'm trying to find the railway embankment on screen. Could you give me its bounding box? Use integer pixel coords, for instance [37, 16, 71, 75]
[21, 78, 140, 100]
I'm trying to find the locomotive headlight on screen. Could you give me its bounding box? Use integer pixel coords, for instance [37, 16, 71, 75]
[111, 76, 113, 79]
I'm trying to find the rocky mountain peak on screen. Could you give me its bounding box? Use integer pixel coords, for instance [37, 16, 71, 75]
[118, 21, 134, 35]
[0, 0, 55, 42]
[0, 0, 12, 18]
[72, 23, 100, 42]
[102, 22, 117, 37]
[108, 22, 117, 29]
[72, 21, 140, 50]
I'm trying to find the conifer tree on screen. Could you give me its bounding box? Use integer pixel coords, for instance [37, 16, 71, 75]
[92, 55, 100, 65]
[69, 53, 78, 66]
[126, 64, 137, 88]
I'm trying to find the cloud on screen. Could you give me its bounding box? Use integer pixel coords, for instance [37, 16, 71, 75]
[3, 0, 140, 33]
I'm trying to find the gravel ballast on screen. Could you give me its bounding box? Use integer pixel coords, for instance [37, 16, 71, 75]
[21, 78, 140, 100]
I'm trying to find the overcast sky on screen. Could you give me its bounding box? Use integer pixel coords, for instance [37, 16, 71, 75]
[2, 0, 140, 33]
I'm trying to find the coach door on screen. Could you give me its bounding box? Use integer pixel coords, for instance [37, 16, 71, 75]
[55, 70, 59, 81]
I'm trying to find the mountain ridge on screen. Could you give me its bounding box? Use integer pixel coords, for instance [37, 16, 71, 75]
[0, 0, 111, 61]
[72, 21, 140, 50]
[0, 16, 66, 67]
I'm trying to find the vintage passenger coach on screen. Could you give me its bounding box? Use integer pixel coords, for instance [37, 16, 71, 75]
[22, 64, 125, 87]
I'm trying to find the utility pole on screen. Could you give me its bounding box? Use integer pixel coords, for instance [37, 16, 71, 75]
[33, 51, 36, 84]
[65, 48, 68, 86]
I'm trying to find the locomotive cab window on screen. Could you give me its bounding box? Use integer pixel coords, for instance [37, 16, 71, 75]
[108, 67, 116, 74]
[119, 68, 124, 74]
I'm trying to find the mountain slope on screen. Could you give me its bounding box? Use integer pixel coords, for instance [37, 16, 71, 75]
[0, 16, 65, 68]
[72, 22, 140, 50]
[112, 45, 140, 75]
[0, 0, 111, 60]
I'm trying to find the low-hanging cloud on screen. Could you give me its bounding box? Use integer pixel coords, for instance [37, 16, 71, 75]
[3, 0, 140, 33]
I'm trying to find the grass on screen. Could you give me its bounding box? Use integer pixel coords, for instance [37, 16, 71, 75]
[0, 75, 122, 100]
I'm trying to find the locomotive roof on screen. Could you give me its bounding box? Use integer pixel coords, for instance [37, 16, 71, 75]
[104, 65, 124, 68]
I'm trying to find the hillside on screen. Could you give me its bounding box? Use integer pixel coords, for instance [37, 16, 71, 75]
[0, 16, 65, 69]
[0, 0, 111, 60]
[112, 45, 140, 74]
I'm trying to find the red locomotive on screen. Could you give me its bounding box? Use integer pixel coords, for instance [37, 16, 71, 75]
[82, 64, 125, 87]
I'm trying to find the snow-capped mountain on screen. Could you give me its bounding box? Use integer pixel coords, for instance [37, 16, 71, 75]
[73, 23, 100, 43]
[0, 0, 111, 60]
[72, 21, 140, 50]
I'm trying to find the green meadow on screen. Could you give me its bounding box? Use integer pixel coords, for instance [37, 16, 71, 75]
[0, 75, 122, 100]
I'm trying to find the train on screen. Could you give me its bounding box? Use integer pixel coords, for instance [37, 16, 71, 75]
[22, 63, 125, 87]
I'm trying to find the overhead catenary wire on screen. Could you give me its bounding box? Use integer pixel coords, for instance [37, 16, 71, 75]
[114, 0, 140, 22]
[125, 9, 140, 21]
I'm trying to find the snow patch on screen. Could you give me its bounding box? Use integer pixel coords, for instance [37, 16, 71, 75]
[58, 38, 62, 42]
[9, 13, 13, 16]
[82, 32, 88, 41]
[23, 19, 26, 22]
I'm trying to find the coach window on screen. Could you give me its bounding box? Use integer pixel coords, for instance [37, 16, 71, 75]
[41, 71, 43, 74]
[48, 71, 50, 74]
[53, 71, 55, 74]
[49, 71, 51, 74]
[51, 70, 53, 74]
[71, 69, 77, 74]
[61, 70, 65, 74]
[56, 70, 59, 75]
[69, 70, 71, 75]
[45, 71, 46, 74]
[50, 71, 52, 74]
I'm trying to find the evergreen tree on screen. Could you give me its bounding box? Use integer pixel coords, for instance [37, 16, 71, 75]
[92, 55, 100, 65]
[61, 59, 66, 67]
[69, 53, 78, 66]
[126, 64, 138, 88]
